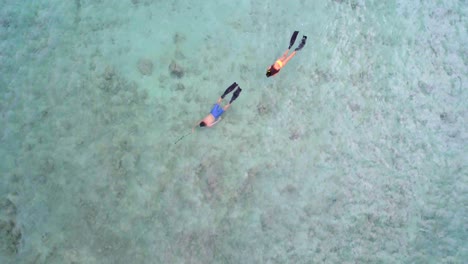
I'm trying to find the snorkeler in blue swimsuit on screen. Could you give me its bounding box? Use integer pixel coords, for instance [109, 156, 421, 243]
[193, 82, 242, 130]
[210, 103, 225, 119]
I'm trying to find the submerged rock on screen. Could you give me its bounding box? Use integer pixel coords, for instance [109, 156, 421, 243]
[169, 61, 184, 78]
[0, 197, 21, 255]
[137, 58, 154, 76]
[257, 103, 269, 115]
[418, 80, 434, 95]
[173, 32, 186, 44]
[104, 66, 116, 81]
[175, 83, 185, 91]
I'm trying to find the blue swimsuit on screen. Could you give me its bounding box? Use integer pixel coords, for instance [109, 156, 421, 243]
[210, 104, 224, 119]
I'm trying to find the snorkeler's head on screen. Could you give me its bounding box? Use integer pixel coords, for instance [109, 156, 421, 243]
[266, 65, 277, 77]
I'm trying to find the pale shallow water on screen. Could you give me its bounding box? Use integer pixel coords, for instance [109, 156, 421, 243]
[0, 0, 466, 263]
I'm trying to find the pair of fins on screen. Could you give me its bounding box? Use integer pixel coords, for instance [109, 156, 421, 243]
[288, 31, 307, 51]
[221, 82, 242, 104]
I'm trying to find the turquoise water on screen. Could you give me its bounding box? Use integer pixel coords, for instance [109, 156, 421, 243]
[1, 0, 466, 263]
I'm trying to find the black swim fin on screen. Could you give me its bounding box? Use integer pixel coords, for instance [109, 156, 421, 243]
[221, 82, 237, 99]
[229, 87, 242, 104]
[288, 31, 299, 49]
[294, 36, 307, 51]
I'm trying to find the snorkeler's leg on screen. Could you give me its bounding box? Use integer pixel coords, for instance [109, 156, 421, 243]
[280, 49, 290, 60]
[283, 51, 297, 65]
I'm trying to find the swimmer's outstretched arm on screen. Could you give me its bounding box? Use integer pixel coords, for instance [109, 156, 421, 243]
[192, 120, 202, 133]
[209, 117, 222, 127]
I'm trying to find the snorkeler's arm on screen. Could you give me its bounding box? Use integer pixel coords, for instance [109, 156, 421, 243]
[192, 120, 201, 133]
[209, 117, 222, 127]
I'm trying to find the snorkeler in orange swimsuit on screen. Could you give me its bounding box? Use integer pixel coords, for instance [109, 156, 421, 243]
[266, 31, 307, 77]
[192, 82, 242, 132]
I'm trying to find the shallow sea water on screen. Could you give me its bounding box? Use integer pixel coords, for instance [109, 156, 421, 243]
[0, 0, 466, 263]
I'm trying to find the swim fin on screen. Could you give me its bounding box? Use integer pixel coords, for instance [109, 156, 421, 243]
[221, 82, 237, 99]
[294, 36, 307, 51]
[229, 87, 242, 104]
[288, 31, 299, 49]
